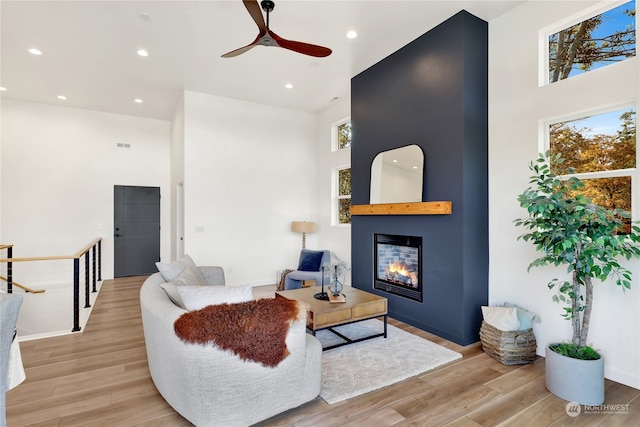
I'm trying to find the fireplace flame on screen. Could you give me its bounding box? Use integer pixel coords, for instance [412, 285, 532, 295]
[384, 261, 419, 288]
[388, 262, 411, 277]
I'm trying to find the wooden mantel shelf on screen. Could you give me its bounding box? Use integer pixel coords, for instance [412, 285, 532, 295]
[351, 201, 452, 216]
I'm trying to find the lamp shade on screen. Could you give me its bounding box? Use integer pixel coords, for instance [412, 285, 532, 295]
[291, 221, 317, 234]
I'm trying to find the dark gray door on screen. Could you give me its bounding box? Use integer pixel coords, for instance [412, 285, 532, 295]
[114, 185, 160, 277]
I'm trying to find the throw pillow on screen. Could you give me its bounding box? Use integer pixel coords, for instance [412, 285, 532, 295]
[180, 254, 207, 286]
[156, 254, 206, 285]
[159, 268, 202, 309]
[177, 284, 253, 311]
[156, 258, 186, 282]
[503, 302, 537, 330]
[297, 250, 324, 272]
[160, 283, 185, 309]
[481, 306, 520, 331]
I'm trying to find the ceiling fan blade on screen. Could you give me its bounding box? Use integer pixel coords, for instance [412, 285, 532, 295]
[243, 0, 267, 33]
[221, 33, 264, 58]
[270, 31, 332, 57]
[221, 31, 266, 58]
[221, 44, 258, 58]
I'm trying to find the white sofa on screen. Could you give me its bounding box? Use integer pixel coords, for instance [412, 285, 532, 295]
[140, 267, 322, 427]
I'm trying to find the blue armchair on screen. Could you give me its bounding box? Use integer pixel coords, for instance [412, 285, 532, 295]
[284, 250, 331, 290]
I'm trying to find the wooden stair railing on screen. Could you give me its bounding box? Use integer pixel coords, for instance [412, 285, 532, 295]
[0, 275, 45, 293]
[0, 238, 102, 332]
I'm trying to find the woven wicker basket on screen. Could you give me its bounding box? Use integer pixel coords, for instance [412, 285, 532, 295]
[479, 321, 537, 365]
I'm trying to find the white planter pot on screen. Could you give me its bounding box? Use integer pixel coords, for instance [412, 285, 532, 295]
[545, 344, 604, 405]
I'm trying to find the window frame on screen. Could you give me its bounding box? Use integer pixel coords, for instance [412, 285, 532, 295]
[332, 118, 352, 152]
[333, 166, 352, 226]
[542, 103, 638, 224]
[539, 0, 636, 86]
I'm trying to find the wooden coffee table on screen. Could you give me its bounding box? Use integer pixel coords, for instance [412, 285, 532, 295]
[276, 286, 388, 350]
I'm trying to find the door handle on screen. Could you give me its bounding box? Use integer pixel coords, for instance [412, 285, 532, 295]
[114, 234, 121, 237]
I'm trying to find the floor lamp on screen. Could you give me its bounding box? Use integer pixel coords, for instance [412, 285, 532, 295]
[291, 221, 316, 249]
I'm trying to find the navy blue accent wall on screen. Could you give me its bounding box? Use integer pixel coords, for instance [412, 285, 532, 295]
[351, 10, 488, 345]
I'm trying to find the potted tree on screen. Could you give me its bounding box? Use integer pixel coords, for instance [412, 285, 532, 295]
[515, 151, 640, 405]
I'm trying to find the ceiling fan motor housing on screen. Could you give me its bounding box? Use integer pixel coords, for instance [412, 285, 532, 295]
[261, 1, 275, 13]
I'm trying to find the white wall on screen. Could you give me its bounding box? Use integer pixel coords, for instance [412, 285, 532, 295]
[170, 95, 185, 260]
[1, 99, 171, 283]
[181, 91, 318, 286]
[315, 98, 352, 283]
[489, 1, 639, 388]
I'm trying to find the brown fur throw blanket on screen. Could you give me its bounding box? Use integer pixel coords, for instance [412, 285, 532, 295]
[174, 297, 303, 367]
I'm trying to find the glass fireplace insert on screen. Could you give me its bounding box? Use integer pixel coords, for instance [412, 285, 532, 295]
[374, 233, 422, 302]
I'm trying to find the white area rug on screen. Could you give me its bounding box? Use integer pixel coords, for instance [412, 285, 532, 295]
[316, 319, 462, 404]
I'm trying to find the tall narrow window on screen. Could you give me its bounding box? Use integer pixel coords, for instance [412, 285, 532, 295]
[549, 107, 636, 232]
[548, 0, 636, 83]
[335, 120, 352, 150]
[337, 167, 352, 225]
[332, 118, 352, 224]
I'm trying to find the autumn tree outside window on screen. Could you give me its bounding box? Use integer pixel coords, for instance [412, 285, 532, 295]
[337, 168, 352, 225]
[549, 107, 636, 233]
[548, 0, 635, 83]
[332, 118, 352, 225]
[336, 121, 352, 150]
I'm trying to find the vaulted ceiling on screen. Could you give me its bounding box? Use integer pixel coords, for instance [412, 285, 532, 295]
[1, 1, 524, 121]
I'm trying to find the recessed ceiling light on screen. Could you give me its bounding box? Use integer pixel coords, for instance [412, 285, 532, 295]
[57, 95, 67, 100]
[392, 159, 399, 163]
[134, 98, 144, 104]
[0, 87, 6, 91]
[346, 30, 358, 39]
[28, 48, 42, 55]
[137, 49, 149, 57]
[285, 83, 293, 89]
[412, 166, 418, 169]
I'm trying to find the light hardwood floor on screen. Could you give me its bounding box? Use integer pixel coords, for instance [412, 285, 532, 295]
[6, 276, 639, 426]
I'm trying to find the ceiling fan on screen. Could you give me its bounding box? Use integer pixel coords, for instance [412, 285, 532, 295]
[221, 0, 332, 58]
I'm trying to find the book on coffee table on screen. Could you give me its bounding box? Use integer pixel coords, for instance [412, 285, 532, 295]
[328, 293, 346, 303]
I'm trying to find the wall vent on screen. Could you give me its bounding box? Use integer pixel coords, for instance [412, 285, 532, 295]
[116, 143, 131, 148]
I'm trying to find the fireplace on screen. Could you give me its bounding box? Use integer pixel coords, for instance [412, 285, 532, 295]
[374, 234, 422, 302]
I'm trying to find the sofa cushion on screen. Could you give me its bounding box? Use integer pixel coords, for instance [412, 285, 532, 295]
[156, 259, 184, 282]
[159, 268, 202, 309]
[177, 284, 253, 311]
[481, 306, 520, 331]
[298, 250, 324, 272]
[174, 297, 302, 367]
[160, 283, 185, 309]
[180, 254, 207, 285]
[156, 254, 206, 285]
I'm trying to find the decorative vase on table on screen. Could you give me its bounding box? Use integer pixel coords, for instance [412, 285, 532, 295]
[328, 278, 343, 296]
[328, 265, 344, 296]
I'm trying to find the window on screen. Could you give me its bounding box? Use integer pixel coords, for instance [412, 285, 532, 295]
[332, 118, 352, 224]
[337, 167, 351, 225]
[548, 0, 635, 83]
[334, 120, 352, 150]
[548, 107, 636, 232]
